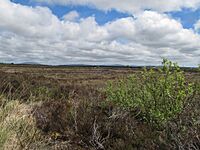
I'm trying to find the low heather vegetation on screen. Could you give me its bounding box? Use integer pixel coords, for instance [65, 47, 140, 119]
[0, 60, 199, 149]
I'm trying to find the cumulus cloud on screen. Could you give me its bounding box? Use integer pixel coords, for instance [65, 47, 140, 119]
[0, 0, 61, 38]
[34, 0, 200, 13]
[0, 0, 200, 66]
[62, 11, 79, 21]
[194, 20, 200, 32]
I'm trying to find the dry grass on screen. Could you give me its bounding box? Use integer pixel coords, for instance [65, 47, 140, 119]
[0, 96, 43, 150]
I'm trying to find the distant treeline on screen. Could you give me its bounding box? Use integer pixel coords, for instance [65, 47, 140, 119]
[0, 62, 199, 72]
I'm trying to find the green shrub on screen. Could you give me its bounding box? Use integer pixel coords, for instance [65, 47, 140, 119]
[106, 59, 194, 127]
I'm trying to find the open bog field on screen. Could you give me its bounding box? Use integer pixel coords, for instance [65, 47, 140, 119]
[0, 65, 140, 102]
[0, 64, 199, 150]
[0, 65, 138, 86]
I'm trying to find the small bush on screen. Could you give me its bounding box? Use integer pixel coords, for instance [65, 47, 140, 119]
[106, 59, 194, 127]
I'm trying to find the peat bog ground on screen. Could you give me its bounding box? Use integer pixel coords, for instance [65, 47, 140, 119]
[0, 64, 199, 150]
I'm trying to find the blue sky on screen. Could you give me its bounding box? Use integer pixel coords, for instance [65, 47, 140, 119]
[12, 0, 131, 25]
[0, 0, 200, 66]
[11, 0, 200, 28]
[51, 5, 131, 25]
[169, 8, 200, 29]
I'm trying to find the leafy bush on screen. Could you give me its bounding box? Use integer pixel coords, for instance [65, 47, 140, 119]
[106, 59, 194, 126]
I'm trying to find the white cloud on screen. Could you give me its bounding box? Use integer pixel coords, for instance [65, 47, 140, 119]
[62, 11, 79, 21]
[0, 0, 200, 66]
[0, 0, 61, 38]
[194, 20, 200, 32]
[34, 0, 200, 13]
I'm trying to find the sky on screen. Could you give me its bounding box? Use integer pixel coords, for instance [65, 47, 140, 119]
[0, 0, 200, 66]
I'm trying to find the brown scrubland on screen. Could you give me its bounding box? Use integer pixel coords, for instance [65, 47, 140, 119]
[0, 63, 199, 150]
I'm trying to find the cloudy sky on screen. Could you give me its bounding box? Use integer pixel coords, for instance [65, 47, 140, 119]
[0, 0, 200, 66]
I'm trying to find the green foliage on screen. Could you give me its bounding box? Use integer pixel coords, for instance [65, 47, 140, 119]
[106, 59, 194, 126]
